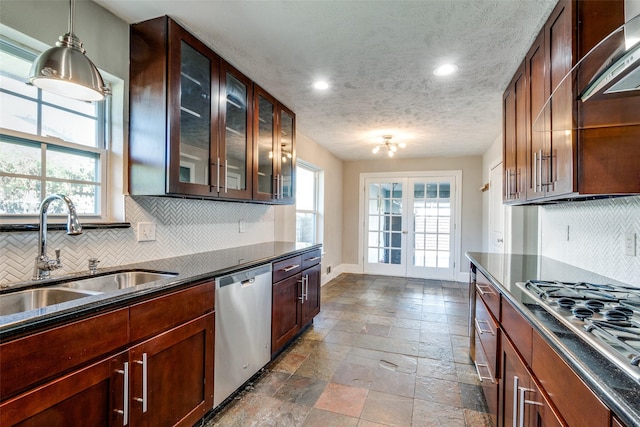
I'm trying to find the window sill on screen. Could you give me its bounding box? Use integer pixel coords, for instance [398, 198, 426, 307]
[0, 223, 131, 233]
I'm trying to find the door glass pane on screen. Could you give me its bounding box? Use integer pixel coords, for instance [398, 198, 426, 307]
[224, 72, 247, 191]
[412, 180, 452, 269]
[257, 95, 274, 194]
[367, 181, 403, 266]
[280, 110, 294, 198]
[179, 41, 211, 185]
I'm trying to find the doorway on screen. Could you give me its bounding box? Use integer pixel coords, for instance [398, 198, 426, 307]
[360, 171, 461, 280]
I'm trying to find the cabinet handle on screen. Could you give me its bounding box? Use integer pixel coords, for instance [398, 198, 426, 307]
[537, 149, 544, 191]
[305, 274, 309, 301]
[533, 151, 537, 191]
[115, 362, 129, 426]
[505, 170, 510, 199]
[518, 386, 543, 427]
[298, 277, 305, 304]
[513, 376, 520, 427]
[216, 157, 221, 192]
[224, 160, 228, 193]
[473, 360, 494, 384]
[134, 353, 148, 413]
[306, 256, 321, 262]
[281, 264, 300, 272]
[475, 283, 496, 297]
[474, 318, 494, 336]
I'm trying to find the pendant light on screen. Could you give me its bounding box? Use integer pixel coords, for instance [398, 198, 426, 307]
[28, 0, 109, 101]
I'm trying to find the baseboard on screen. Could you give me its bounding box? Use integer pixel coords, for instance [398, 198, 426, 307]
[321, 263, 469, 285]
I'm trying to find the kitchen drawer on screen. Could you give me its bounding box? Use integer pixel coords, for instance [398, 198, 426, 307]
[474, 333, 498, 418]
[301, 249, 322, 270]
[531, 332, 609, 427]
[0, 308, 129, 400]
[475, 271, 500, 319]
[501, 297, 532, 365]
[273, 255, 302, 283]
[475, 294, 499, 376]
[130, 280, 214, 343]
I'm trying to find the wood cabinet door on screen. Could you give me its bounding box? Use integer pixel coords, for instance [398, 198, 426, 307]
[544, 0, 575, 198]
[253, 85, 277, 201]
[166, 18, 221, 197]
[502, 76, 517, 203]
[526, 29, 548, 201]
[0, 352, 128, 427]
[301, 263, 321, 326]
[218, 60, 253, 200]
[129, 313, 214, 427]
[277, 104, 296, 203]
[271, 273, 302, 355]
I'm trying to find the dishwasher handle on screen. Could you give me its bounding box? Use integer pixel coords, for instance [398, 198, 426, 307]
[216, 264, 272, 288]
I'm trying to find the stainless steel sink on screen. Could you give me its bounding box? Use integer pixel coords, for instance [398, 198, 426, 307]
[0, 288, 100, 316]
[63, 270, 177, 293]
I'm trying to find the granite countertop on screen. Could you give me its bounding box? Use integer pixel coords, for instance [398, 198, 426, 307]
[0, 241, 321, 339]
[466, 252, 640, 427]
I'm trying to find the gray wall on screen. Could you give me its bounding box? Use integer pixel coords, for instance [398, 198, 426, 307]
[341, 155, 483, 278]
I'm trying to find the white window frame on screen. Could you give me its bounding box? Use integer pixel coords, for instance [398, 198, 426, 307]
[0, 30, 121, 223]
[296, 161, 321, 245]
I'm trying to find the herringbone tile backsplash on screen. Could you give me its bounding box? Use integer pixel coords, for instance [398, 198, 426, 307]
[539, 195, 640, 286]
[0, 196, 275, 285]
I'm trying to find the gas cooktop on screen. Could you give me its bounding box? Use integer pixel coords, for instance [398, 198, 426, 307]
[517, 280, 640, 384]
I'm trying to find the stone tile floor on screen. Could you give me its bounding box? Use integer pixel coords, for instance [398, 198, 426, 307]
[202, 273, 493, 427]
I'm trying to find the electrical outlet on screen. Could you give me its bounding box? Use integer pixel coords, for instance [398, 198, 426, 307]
[239, 220, 245, 233]
[137, 222, 156, 242]
[625, 232, 636, 257]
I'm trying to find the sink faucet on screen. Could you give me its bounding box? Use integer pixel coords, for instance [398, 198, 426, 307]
[33, 194, 83, 280]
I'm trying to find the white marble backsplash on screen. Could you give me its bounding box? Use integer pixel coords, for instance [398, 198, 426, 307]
[0, 196, 275, 285]
[539, 195, 640, 286]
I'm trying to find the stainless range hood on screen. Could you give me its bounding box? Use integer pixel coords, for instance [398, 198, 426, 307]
[581, 11, 640, 100]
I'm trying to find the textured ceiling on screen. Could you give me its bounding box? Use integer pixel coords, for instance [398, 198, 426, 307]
[95, 0, 558, 160]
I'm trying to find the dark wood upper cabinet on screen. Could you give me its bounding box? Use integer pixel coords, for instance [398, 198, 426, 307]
[503, 0, 640, 204]
[129, 16, 294, 204]
[253, 85, 296, 203]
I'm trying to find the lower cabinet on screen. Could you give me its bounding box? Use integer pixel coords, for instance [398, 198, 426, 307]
[128, 313, 214, 427]
[501, 334, 564, 427]
[0, 281, 215, 427]
[271, 249, 321, 356]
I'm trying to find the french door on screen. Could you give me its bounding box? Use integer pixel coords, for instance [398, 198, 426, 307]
[362, 172, 460, 280]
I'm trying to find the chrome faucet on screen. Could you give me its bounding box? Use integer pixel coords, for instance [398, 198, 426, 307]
[33, 194, 83, 280]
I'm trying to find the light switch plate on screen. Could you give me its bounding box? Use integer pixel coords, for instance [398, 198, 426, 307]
[624, 232, 636, 256]
[137, 222, 156, 242]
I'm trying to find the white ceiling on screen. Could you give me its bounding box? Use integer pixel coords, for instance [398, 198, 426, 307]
[95, 0, 558, 161]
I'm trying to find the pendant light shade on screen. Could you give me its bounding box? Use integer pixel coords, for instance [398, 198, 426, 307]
[28, 0, 108, 101]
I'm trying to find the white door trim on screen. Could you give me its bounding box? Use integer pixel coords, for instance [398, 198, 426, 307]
[358, 170, 463, 280]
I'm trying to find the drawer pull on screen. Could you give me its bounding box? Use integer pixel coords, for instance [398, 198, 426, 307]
[134, 353, 148, 413]
[115, 362, 129, 426]
[473, 361, 495, 384]
[474, 318, 495, 336]
[476, 283, 496, 296]
[281, 264, 300, 272]
[306, 256, 321, 262]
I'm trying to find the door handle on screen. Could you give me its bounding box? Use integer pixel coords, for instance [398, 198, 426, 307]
[114, 362, 129, 426]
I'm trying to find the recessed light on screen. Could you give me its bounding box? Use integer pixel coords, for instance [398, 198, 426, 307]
[313, 81, 329, 90]
[433, 64, 458, 76]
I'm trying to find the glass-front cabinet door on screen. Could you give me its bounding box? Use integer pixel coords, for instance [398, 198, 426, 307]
[167, 20, 219, 197]
[219, 61, 252, 199]
[253, 86, 276, 201]
[278, 106, 295, 202]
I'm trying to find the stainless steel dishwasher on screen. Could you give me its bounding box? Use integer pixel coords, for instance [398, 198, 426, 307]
[214, 264, 272, 407]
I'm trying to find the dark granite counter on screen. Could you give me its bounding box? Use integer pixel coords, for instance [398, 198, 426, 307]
[1, 241, 320, 339]
[466, 252, 640, 427]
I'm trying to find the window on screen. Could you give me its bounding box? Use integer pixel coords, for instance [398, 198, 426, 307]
[0, 37, 109, 217]
[296, 162, 320, 245]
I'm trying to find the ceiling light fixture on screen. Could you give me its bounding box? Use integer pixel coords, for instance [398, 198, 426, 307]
[372, 135, 405, 157]
[313, 81, 329, 90]
[28, 0, 109, 101]
[433, 63, 458, 76]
